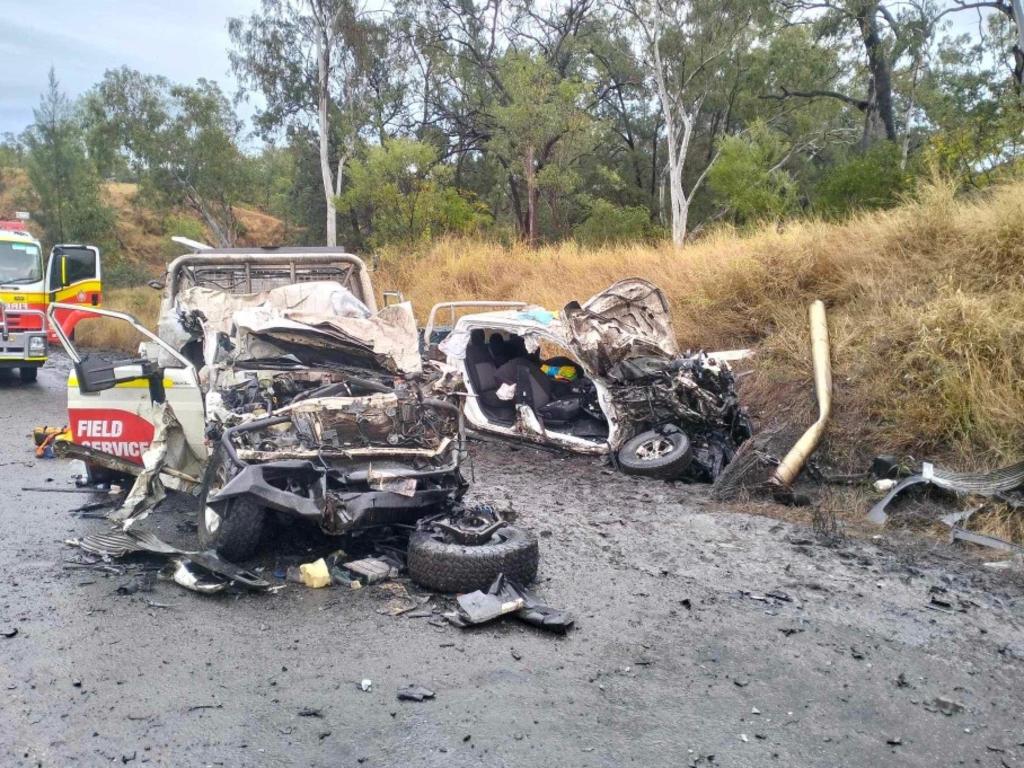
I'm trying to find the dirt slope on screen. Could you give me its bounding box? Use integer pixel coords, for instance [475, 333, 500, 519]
[1, 169, 286, 277]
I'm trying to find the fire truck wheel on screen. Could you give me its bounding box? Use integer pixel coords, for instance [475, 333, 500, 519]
[197, 447, 265, 561]
[18, 367, 37, 383]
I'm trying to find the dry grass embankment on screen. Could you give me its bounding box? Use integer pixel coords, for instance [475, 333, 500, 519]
[375, 180, 1024, 474]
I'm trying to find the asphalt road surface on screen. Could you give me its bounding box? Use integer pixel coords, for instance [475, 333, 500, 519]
[2, 354, 1023, 767]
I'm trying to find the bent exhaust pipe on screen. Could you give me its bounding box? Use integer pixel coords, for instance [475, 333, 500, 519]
[771, 300, 832, 489]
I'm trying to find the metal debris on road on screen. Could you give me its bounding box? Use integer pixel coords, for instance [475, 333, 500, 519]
[397, 685, 435, 702]
[868, 459, 1024, 525]
[65, 527, 271, 594]
[448, 574, 574, 634]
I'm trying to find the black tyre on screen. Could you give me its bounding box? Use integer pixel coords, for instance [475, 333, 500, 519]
[196, 446, 265, 561]
[407, 525, 539, 593]
[19, 366, 38, 383]
[617, 428, 692, 479]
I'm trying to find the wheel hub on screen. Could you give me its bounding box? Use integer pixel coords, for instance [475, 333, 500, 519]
[428, 504, 507, 546]
[635, 437, 674, 461]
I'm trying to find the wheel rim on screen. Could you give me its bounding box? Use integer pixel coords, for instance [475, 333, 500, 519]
[635, 436, 674, 461]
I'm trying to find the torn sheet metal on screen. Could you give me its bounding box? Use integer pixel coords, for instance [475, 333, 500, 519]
[66, 527, 271, 593]
[176, 280, 372, 338]
[175, 281, 420, 373]
[949, 526, 1024, 555]
[867, 459, 1024, 524]
[232, 302, 421, 374]
[562, 278, 679, 376]
[54, 439, 199, 485]
[166, 559, 230, 594]
[109, 401, 201, 525]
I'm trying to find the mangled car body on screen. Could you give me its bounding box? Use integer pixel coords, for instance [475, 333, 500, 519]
[432, 279, 751, 480]
[53, 249, 468, 561]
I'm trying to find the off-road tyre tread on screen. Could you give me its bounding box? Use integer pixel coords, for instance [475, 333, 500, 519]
[407, 525, 539, 593]
[197, 446, 265, 561]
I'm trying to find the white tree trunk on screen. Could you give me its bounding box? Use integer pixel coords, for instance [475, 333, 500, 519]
[650, 5, 693, 246]
[1011, 0, 1024, 86]
[316, 37, 338, 247]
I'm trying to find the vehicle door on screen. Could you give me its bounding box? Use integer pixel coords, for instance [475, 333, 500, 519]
[46, 245, 102, 340]
[48, 303, 206, 471]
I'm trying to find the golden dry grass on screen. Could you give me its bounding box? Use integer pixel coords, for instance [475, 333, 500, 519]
[74, 286, 161, 351]
[374, 179, 1024, 471]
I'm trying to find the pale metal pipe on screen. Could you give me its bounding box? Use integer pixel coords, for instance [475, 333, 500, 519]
[771, 300, 832, 488]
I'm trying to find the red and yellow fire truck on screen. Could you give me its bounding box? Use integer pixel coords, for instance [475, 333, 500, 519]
[0, 218, 102, 382]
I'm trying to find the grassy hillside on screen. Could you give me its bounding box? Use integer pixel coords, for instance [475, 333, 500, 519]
[0, 168, 285, 273]
[102, 181, 286, 276]
[375, 180, 1024, 475]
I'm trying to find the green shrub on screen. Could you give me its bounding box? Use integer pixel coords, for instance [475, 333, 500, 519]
[814, 143, 911, 219]
[709, 121, 798, 223]
[574, 200, 662, 244]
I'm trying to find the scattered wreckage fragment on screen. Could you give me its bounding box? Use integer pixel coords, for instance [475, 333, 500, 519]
[447, 574, 574, 634]
[867, 457, 1024, 556]
[433, 278, 752, 482]
[65, 527, 272, 594]
[868, 459, 1024, 525]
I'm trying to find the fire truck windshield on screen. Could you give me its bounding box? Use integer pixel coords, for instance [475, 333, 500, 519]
[0, 241, 42, 284]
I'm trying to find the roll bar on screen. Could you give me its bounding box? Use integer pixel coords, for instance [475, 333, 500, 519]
[165, 251, 377, 314]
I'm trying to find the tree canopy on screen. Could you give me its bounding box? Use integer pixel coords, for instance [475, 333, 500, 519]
[3, 0, 1021, 269]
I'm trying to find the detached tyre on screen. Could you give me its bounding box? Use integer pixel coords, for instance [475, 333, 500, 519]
[408, 525, 539, 593]
[196, 445, 266, 561]
[618, 428, 692, 479]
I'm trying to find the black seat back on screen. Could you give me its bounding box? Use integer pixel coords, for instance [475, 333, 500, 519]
[488, 333, 511, 366]
[465, 329, 498, 393]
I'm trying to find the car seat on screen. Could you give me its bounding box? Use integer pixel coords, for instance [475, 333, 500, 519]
[465, 329, 515, 421]
[515, 364, 582, 425]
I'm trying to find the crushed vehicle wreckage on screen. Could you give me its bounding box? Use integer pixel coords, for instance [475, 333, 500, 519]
[54, 248, 543, 599]
[427, 279, 752, 481]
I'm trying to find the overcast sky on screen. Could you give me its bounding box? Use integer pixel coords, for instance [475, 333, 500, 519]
[0, 0, 260, 136]
[0, 1, 997, 139]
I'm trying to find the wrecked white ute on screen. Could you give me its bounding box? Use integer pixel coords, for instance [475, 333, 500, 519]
[434, 278, 752, 481]
[54, 249, 467, 561]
